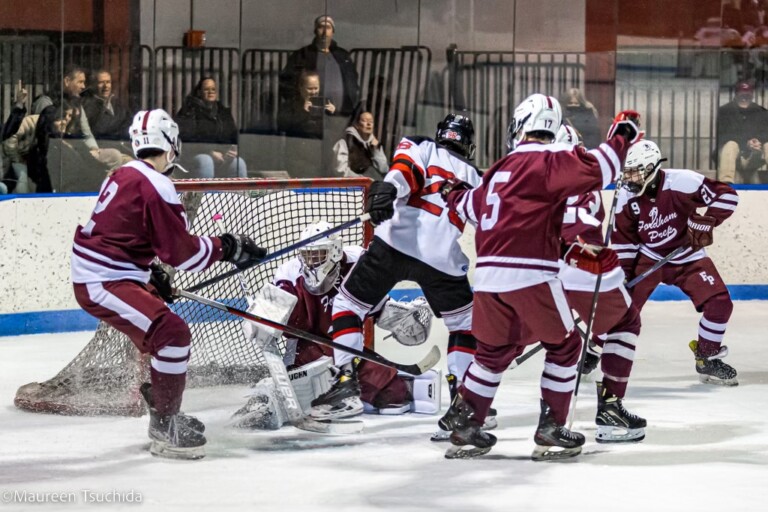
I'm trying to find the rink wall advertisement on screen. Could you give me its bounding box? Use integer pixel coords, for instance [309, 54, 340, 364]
[1, 188, 766, 336]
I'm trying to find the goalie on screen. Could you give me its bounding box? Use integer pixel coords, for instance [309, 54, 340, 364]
[231, 221, 440, 430]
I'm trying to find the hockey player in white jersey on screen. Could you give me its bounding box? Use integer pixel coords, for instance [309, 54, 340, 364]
[309, 114, 485, 421]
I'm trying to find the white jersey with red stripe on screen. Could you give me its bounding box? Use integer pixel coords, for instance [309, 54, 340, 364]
[71, 160, 223, 284]
[375, 136, 482, 276]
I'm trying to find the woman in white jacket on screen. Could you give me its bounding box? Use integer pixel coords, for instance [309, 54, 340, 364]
[332, 111, 388, 180]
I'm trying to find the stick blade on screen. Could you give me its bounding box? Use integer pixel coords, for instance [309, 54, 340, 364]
[396, 345, 441, 376]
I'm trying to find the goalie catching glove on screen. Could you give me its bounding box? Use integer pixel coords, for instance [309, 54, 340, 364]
[365, 181, 397, 226]
[687, 214, 715, 251]
[376, 297, 433, 346]
[220, 233, 268, 270]
[564, 240, 619, 275]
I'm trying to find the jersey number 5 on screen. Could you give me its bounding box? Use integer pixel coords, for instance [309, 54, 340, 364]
[480, 171, 511, 230]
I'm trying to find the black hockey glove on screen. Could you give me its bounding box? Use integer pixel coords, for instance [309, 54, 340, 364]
[365, 181, 397, 226]
[220, 233, 268, 270]
[149, 263, 175, 304]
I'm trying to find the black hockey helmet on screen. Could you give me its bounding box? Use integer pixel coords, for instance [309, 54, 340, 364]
[435, 113, 476, 160]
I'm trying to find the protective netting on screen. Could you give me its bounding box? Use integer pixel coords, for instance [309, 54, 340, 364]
[14, 178, 370, 416]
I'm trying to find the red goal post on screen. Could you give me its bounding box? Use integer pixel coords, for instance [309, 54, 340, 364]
[14, 177, 374, 416]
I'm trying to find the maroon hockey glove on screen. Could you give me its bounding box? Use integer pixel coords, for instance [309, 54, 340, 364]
[365, 181, 397, 226]
[607, 110, 643, 144]
[439, 177, 472, 199]
[220, 233, 268, 270]
[687, 214, 715, 250]
[564, 243, 619, 275]
[597, 247, 620, 273]
[149, 263, 175, 304]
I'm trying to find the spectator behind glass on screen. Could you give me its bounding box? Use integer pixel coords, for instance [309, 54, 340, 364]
[279, 15, 359, 117]
[175, 76, 247, 178]
[32, 65, 129, 176]
[278, 71, 336, 139]
[2, 101, 73, 193]
[560, 88, 601, 149]
[333, 110, 387, 180]
[716, 81, 768, 184]
[81, 70, 132, 140]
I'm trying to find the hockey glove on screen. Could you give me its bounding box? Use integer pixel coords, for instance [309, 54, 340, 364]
[220, 233, 268, 270]
[607, 110, 643, 144]
[365, 181, 397, 226]
[564, 242, 619, 275]
[687, 214, 715, 250]
[149, 263, 175, 304]
[439, 177, 472, 199]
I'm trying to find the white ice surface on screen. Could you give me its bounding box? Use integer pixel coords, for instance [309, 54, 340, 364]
[0, 301, 767, 512]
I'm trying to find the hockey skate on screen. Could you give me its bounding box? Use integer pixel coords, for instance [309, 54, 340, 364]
[595, 382, 646, 443]
[444, 396, 497, 459]
[431, 374, 497, 441]
[308, 361, 364, 420]
[689, 341, 738, 386]
[532, 399, 585, 461]
[140, 383, 205, 435]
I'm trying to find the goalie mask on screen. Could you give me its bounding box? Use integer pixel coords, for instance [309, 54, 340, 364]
[623, 140, 666, 195]
[435, 114, 476, 160]
[507, 93, 562, 150]
[298, 221, 343, 295]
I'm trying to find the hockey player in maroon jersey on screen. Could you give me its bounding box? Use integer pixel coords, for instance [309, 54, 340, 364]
[555, 125, 646, 443]
[613, 140, 739, 386]
[71, 109, 267, 459]
[310, 114, 485, 423]
[231, 221, 441, 429]
[441, 95, 641, 460]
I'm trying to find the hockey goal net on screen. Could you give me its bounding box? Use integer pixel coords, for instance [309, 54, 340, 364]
[14, 177, 372, 416]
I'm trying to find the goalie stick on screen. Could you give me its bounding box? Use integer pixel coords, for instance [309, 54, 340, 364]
[212, 214, 363, 435]
[189, 214, 371, 293]
[176, 288, 441, 376]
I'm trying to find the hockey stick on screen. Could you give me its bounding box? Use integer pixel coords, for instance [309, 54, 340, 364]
[212, 213, 362, 435]
[188, 214, 371, 293]
[176, 288, 440, 376]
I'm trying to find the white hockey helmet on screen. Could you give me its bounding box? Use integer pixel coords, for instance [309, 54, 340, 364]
[506, 93, 562, 150]
[298, 221, 344, 295]
[623, 140, 665, 194]
[554, 124, 582, 147]
[129, 109, 182, 160]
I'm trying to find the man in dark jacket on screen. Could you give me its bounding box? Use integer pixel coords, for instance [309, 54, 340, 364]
[716, 81, 768, 183]
[81, 70, 131, 140]
[279, 15, 360, 117]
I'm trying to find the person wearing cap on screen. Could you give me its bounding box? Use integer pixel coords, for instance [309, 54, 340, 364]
[716, 81, 768, 184]
[278, 14, 360, 118]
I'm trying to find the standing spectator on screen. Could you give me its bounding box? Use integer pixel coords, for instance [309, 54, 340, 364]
[175, 76, 247, 178]
[332, 110, 388, 179]
[32, 65, 128, 179]
[441, 96, 639, 460]
[71, 109, 267, 459]
[81, 69, 132, 140]
[278, 71, 336, 139]
[614, 140, 739, 386]
[561, 88, 601, 148]
[279, 15, 359, 117]
[716, 81, 768, 183]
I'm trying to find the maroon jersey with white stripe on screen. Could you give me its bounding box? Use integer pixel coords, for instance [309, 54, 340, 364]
[613, 169, 738, 269]
[71, 160, 223, 284]
[561, 191, 604, 246]
[273, 247, 362, 343]
[446, 137, 629, 292]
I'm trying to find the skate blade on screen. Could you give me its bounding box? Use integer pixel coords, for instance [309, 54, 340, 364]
[444, 444, 492, 459]
[430, 429, 451, 442]
[596, 425, 645, 443]
[149, 440, 205, 460]
[531, 444, 582, 461]
[295, 417, 364, 435]
[698, 374, 739, 387]
[308, 401, 364, 420]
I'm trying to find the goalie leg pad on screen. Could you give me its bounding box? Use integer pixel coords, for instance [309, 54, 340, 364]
[229, 378, 288, 430]
[287, 356, 333, 413]
[408, 369, 442, 414]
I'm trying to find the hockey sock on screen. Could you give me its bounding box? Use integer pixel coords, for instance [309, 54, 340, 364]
[446, 330, 476, 381]
[458, 361, 503, 424]
[697, 293, 733, 356]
